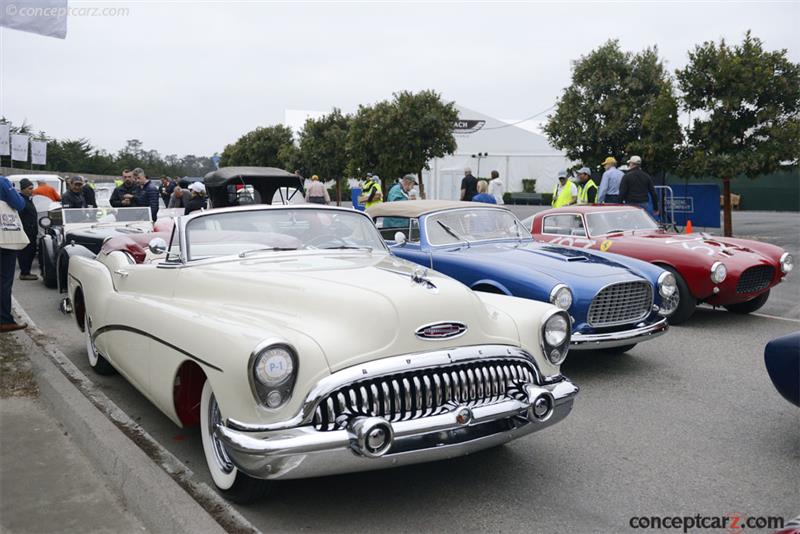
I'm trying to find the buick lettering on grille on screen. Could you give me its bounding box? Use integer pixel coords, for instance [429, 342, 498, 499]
[415, 322, 467, 340]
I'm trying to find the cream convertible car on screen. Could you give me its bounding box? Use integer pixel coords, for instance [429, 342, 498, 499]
[67, 205, 579, 502]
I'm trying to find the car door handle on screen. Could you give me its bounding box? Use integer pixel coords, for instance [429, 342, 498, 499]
[113, 269, 129, 278]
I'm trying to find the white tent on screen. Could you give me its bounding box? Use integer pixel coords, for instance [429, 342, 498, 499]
[423, 105, 571, 200]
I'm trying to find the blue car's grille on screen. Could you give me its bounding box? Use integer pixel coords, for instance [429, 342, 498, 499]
[587, 281, 653, 327]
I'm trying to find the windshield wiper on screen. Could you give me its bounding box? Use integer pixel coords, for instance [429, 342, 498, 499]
[437, 220, 469, 247]
[321, 245, 373, 251]
[238, 246, 299, 258]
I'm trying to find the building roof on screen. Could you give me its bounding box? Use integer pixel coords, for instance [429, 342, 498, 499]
[367, 200, 507, 218]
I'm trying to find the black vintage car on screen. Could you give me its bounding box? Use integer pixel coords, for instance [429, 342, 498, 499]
[202, 167, 305, 208]
[37, 206, 153, 290]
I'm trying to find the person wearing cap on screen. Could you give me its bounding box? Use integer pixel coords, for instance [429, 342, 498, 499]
[619, 155, 659, 217]
[61, 176, 89, 209]
[597, 156, 623, 204]
[16, 179, 39, 281]
[551, 170, 577, 208]
[460, 167, 478, 201]
[576, 167, 598, 204]
[184, 182, 207, 215]
[382, 174, 419, 228]
[472, 180, 497, 204]
[305, 175, 331, 205]
[32, 178, 61, 201]
[359, 173, 383, 209]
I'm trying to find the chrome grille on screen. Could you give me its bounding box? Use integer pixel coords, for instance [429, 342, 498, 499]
[736, 265, 774, 294]
[312, 359, 536, 431]
[587, 281, 653, 327]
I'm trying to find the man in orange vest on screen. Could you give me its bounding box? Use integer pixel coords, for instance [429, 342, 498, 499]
[32, 179, 61, 201]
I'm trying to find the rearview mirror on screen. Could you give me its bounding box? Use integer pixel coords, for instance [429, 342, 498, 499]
[148, 237, 167, 255]
[393, 232, 407, 246]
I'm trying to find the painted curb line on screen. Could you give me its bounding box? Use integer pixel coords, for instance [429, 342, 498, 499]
[12, 298, 259, 534]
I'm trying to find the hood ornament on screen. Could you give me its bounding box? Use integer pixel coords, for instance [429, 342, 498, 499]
[415, 322, 468, 340]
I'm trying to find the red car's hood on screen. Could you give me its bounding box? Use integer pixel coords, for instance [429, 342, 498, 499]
[608, 230, 781, 266]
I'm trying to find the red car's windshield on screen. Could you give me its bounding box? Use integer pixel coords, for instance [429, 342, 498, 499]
[586, 209, 658, 236]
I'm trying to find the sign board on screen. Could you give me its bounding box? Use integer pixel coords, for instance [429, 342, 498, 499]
[0, 123, 9, 156]
[11, 134, 29, 162]
[31, 140, 47, 165]
[453, 120, 485, 135]
[663, 183, 720, 228]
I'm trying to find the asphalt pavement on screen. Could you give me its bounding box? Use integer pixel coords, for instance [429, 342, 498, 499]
[8, 209, 800, 532]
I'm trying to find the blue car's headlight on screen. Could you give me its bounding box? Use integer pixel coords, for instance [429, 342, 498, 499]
[549, 284, 573, 311]
[658, 271, 677, 298]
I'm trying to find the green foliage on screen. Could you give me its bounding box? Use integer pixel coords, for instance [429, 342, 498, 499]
[220, 124, 297, 168]
[544, 40, 682, 176]
[298, 109, 351, 181]
[0, 119, 215, 177]
[346, 90, 457, 192]
[675, 31, 800, 179]
[521, 179, 537, 193]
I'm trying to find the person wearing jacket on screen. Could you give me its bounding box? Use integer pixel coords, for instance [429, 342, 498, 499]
[133, 168, 159, 220]
[110, 169, 138, 207]
[61, 176, 88, 209]
[184, 182, 207, 215]
[16, 179, 39, 281]
[0, 176, 28, 332]
[619, 156, 659, 217]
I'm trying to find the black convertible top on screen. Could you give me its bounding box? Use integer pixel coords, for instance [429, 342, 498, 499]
[201, 166, 304, 207]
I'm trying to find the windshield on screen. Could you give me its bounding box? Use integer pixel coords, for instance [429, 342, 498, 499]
[426, 209, 530, 246]
[184, 208, 387, 260]
[586, 209, 658, 236]
[62, 207, 152, 225]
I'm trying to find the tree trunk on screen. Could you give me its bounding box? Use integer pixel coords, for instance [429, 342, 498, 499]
[417, 171, 425, 199]
[722, 178, 733, 237]
[336, 177, 341, 206]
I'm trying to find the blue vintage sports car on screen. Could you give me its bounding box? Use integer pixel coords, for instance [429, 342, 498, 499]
[368, 200, 678, 353]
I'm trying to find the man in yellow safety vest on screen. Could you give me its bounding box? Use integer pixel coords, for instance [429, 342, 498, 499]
[359, 173, 383, 209]
[576, 167, 598, 204]
[552, 170, 577, 207]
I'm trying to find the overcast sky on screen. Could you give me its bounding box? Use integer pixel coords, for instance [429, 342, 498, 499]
[1, 1, 798, 158]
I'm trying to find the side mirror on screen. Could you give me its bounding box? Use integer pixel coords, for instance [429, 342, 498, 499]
[148, 237, 167, 255]
[393, 232, 407, 246]
[39, 216, 52, 229]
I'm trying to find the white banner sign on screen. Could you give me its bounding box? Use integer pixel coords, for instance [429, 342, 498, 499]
[11, 135, 29, 162]
[0, 0, 68, 39]
[0, 124, 9, 156]
[31, 140, 47, 165]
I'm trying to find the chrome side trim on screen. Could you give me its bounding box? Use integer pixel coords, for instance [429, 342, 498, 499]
[226, 344, 540, 433]
[570, 318, 668, 350]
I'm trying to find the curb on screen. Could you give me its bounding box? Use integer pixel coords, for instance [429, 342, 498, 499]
[12, 298, 260, 534]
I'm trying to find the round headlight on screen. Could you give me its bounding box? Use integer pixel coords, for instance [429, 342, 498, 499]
[658, 272, 677, 298]
[254, 346, 294, 387]
[710, 262, 727, 284]
[780, 252, 793, 274]
[549, 284, 573, 310]
[544, 313, 569, 347]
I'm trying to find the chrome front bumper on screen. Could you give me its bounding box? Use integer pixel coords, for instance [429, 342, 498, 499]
[570, 317, 668, 350]
[215, 379, 578, 480]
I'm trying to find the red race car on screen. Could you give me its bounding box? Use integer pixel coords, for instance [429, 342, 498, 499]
[526, 205, 793, 324]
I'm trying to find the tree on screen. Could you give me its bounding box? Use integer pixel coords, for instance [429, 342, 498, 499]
[220, 125, 296, 168]
[676, 31, 800, 236]
[347, 90, 458, 196]
[299, 109, 351, 202]
[544, 41, 682, 178]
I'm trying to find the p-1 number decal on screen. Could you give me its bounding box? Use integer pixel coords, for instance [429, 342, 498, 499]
[548, 236, 597, 249]
[663, 236, 716, 256]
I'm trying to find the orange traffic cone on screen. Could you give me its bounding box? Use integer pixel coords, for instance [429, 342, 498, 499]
[685, 220, 693, 234]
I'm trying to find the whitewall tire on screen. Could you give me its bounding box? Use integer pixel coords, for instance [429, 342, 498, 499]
[85, 321, 115, 375]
